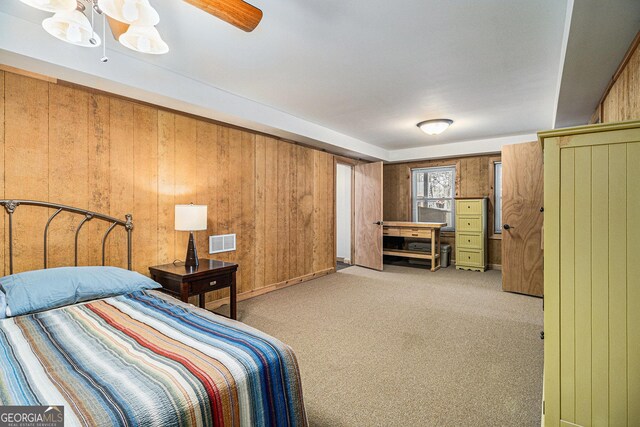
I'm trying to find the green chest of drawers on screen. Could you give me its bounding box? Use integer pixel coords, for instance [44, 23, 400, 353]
[455, 198, 488, 272]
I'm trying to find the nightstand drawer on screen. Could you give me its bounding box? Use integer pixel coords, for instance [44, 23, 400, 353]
[190, 273, 233, 295]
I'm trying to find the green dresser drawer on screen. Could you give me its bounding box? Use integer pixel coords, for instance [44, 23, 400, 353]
[457, 232, 482, 249]
[457, 216, 482, 231]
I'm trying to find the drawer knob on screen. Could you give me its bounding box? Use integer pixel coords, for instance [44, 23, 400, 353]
[468, 223, 470, 225]
[210, 281, 217, 285]
[468, 239, 471, 243]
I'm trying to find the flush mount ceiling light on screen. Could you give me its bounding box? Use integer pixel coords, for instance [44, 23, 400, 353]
[19, 0, 76, 13]
[417, 119, 454, 135]
[43, 4, 102, 47]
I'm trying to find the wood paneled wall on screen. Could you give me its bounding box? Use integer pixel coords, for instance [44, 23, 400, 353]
[595, 32, 640, 123]
[383, 154, 502, 266]
[0, 70, 336, 306]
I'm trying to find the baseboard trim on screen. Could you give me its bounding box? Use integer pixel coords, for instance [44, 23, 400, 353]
[488, 264, 502, 270]
[205, 267, 336, 310]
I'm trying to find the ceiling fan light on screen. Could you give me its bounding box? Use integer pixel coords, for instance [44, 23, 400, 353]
[119, 25, 168, 54]
[417, 119, 454, 135]
[98, 0, 160, 26]
[42, 9, 102, 47]
[20, 0, 76, 13]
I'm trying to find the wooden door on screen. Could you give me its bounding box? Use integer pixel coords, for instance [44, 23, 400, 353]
[501, 141, 544, 296]
[354, 162, 383, 270]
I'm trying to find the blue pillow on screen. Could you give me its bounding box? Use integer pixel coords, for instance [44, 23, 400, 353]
[0, 290, 6, 320]
[0, 267, 161, 317]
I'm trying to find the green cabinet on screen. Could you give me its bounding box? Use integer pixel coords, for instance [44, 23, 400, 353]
[455, 198, 487, 271]
[540, 121, 640, 427]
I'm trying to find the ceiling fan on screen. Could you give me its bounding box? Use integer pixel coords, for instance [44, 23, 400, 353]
[19, 0, 262, 58]
[105, 0, 263, 39]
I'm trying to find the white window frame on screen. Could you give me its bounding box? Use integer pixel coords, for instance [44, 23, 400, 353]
[411, 166, 456, 231]
[494, 162, 502, 234]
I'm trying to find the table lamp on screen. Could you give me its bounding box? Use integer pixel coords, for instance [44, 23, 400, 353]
[175, 203, 207, 268]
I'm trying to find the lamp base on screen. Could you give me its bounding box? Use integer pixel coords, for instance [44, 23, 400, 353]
[185, 231, 199, 268]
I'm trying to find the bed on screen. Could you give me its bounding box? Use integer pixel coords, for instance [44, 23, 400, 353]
[0, 200, 307, 427]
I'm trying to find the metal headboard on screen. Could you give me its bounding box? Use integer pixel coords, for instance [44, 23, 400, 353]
[0, 200, 133, 274]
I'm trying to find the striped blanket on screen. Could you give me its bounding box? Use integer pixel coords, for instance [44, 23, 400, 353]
[0, 291, 307, 427]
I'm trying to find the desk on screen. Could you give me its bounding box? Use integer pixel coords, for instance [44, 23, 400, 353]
[382, 221, 446, 271]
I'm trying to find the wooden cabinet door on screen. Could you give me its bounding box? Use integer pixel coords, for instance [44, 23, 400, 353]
[354, 162, 383, 270]
[501, 141, 544, 296]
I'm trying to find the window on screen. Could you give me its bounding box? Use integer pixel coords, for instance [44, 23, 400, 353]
[412, 166, 456, 230]
[494, 162, 502, 234]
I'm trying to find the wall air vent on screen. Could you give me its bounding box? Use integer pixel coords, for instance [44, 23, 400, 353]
[209, 234, 236, 254]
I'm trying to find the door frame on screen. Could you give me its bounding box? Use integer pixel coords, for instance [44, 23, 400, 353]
[334, 155, 359, 265]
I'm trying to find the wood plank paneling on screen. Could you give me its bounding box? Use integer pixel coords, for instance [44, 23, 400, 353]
[264, 137, 279, 285]
[254, 135, 266, 289]
[109, 98, 135, 270]
[133, 105, 158, 271]
[4, 73, 49, 274]
[157, 111, 176, 265]
[0, 71, 336, 307]
[383, 154, 501, 266]
[86, 93, 111, 266]
[601, 40, 640, 123]
[277, 141, 290, 281]
[239, 131, 255, 294]
[48, 84, 89, 268]
[303, 147, 315, 274]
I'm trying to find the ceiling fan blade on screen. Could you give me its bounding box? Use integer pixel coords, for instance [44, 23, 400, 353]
[107, 16, 129, 40]
[183, 0, 263, 32]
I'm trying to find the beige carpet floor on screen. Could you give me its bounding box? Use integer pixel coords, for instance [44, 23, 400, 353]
[231, 265, 543, 426]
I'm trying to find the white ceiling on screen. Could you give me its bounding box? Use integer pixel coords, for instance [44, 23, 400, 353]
[0, 0, 636, 161]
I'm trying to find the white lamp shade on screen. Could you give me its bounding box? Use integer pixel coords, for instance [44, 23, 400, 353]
[175, 205, 207, 231]
[20, 0, 76, 13]
[417, 119, 453, 135]
[98, 0, 160, 26]
[119, 25, 169, 54]
[43, 9, 102, 47]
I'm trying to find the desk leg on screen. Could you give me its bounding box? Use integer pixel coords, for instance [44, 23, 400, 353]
[199, 293, 206, 309]
[436, 229, 441, 270]
[230, 270, 237, 320]
[180, 282, 189, 304]
[430, 230, 436, 272]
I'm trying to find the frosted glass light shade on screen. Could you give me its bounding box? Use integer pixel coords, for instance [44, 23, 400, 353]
[20, 0, 76, 13]
[175, 205, 207, 231]
[43, 9, 102, 47]
[98, 0, 160, 26]
[119, 25, 168, 54]
[417, 119, 454, 135]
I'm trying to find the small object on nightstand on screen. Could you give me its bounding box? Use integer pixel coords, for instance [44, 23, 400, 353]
[175, 203, 208, 269]
[149, 259, 238, 320]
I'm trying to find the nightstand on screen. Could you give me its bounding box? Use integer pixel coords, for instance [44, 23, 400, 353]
[149, 259, 238, 320]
